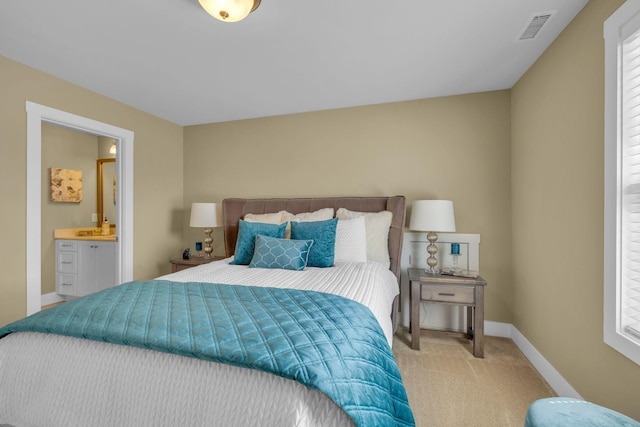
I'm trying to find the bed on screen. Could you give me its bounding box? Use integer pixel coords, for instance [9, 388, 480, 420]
[0, 196, 413, 427]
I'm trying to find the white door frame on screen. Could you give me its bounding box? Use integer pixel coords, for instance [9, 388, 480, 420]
[26, 101, 134, 315]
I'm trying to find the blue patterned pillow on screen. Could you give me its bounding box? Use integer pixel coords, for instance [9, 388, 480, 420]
[249, 235, 313, 271]
[231, 220, 288, 265]
[290, 218, 338, 268]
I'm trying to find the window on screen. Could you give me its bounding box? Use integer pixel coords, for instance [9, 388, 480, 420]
[604, 0, 640, 366]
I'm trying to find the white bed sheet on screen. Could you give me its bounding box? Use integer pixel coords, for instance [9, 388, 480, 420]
[157, 258, 399, 346]
[0, 331, 355, 427]
[0, 261, 399, 427]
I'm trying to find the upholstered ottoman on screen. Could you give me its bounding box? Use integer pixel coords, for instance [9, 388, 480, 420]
[525, 398, 640, 427]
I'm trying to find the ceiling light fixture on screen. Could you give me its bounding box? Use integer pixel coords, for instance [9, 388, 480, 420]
[198, 0, 261, 23]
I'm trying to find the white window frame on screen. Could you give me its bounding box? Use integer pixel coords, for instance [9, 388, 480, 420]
[604, 0, 640, 367]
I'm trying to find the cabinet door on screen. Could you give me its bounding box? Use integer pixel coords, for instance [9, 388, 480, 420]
[77, 242, 96, 296]
[94, 242, 116, 292]
[77, 241, 116, 296]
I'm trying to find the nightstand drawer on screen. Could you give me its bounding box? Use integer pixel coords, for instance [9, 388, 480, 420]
[421, 284, 475, 304]
[170, 256, 223, 272]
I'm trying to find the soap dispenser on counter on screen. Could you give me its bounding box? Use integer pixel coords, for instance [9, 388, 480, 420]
[102, 217, 110, 235]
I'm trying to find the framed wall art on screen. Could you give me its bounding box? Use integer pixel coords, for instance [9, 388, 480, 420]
[50, 167, 83, 202]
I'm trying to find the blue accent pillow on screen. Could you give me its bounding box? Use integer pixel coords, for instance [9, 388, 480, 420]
[249, 235, 313, 271]
[231, 220, 288, 265]
[290, 218, 338, 268]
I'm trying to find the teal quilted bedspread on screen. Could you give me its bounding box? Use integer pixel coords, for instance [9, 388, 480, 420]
[0, 280, 415, 427]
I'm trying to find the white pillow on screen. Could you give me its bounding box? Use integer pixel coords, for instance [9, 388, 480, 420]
[334, 217, 368, 264]
[283, 208, 335, 223]
[336, 208, 392, 268]
[244, 210, 288, 224]
[244, 208, 335, 238]
[283, 208, 335, 238]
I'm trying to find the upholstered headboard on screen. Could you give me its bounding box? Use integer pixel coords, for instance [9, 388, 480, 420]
[222, 196, 406, 282]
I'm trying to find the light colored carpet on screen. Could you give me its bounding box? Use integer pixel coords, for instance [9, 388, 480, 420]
[393, 328, 556, 427]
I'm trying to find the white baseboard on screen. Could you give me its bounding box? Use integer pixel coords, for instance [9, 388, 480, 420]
[41, 292, 64, 307]
[485, 320, 513, 338]
[486, 320, 582, 399]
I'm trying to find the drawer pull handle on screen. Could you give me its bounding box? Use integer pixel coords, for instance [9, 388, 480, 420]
[61, 261, 72, 264]
[438, 292, 456, 296]
[62, 283, 72, 286]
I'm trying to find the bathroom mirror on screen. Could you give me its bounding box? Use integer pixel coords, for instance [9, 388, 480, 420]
[97, 158, 116, 226]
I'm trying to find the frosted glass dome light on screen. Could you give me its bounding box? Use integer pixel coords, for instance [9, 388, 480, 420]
[198, 0, 261, 23]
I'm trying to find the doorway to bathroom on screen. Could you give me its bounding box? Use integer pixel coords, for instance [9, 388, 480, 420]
[26, 101, 134, 315]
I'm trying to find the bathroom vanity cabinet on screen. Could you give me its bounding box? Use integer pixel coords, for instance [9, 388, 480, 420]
[56, 239, 116, 297]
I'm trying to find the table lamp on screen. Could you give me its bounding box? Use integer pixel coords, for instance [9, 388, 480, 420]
[189, 202, 222, 258]
[409, 200, 456, 274]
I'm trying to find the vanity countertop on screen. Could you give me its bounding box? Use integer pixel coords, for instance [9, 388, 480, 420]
[54, 228, 116, 241]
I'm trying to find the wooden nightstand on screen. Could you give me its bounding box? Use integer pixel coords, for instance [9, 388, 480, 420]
[408, 267, 487, 357]
[169, 256, 223, 272]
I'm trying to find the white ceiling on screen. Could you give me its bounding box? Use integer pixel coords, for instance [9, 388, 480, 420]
[0, 0, 589, 126]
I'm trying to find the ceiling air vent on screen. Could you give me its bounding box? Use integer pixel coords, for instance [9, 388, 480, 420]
[517, 11, 556, 41]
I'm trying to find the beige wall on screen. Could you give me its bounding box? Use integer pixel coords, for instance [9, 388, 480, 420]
[0, 54, 184, 326]
[183, 91, 513, 323]
[512, 0, 640, 419]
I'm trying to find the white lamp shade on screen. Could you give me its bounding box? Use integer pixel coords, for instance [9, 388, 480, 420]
[198, 0, 259, 22]
[409, 200, 456, 232]
[189, 203, 222, 228]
